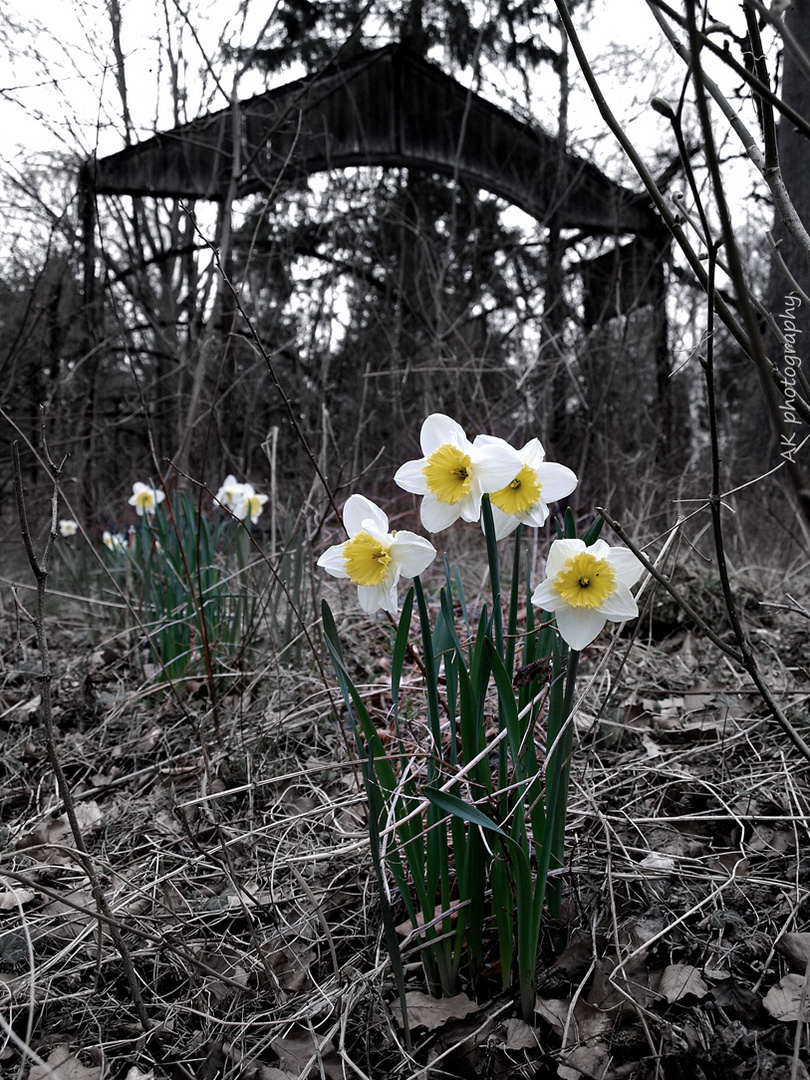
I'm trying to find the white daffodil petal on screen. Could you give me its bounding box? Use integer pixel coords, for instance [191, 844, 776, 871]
[488, 505, 520, 541]
[536, 463, 578, 502]
[598, 581, 640, 620]
[520, 502, 551, 529]
[472, 433, 515, 459]
[607, 548, 645, 588]
[356, 584, 382, 614]
[531, 579, 565, 612]
[246, 493, 269, 523]
[317, 544, 350, 579]
[357, 580, 397, 615]
[390, 533, 437, 577]
[458, 494, 486, 523]
[394, 459, 430, 495]
[382, 579, 401, 614]
[474, 444, 523, 492]
[475, 434, 546, 473]
[343, 494, 389, 536]
[555, 607, 608, 651]
[420, 413, 468, 455]
[420, 494, 462, 533]
[544, 538, 584, 576]
[520, 438, 546, 468]
[587, 538, 612, 559]
[472, 433, 501, 447]
[215, 476, 243, 505]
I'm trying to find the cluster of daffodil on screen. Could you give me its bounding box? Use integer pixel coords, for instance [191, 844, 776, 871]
[214, 475, 269, 524]
[59, 519, 132, 553]
[101, 528, 131, 552]
[57, 477, 269, 687]
[318, 413, 642, 1022]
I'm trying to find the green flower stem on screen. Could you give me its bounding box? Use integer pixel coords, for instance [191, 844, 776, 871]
[481, 494, 513, 800]
[413, 576, 443, 750]
[480, 494, 504, 655]
[543, 645, 579, 926]
[505, 523, 523, 678]
[320, 503, 587, 1021]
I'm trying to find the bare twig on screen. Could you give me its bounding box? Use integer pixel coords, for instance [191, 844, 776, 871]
[596, 508, 742, 663]
[11, 439, 152, 1031]
[598, 507, 810, 764]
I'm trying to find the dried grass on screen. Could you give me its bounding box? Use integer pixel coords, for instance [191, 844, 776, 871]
[1, 568, 809, 1078]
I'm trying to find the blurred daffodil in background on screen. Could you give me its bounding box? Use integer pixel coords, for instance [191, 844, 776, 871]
[128, 482, 165, 517]
[241, 485, 269, 524]
[214, 475, 246, 515]
[214, 476, 268, 522]
[102, 529, 129, 552]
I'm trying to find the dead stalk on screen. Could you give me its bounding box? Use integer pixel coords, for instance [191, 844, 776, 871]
[11, 438, 152, 1033]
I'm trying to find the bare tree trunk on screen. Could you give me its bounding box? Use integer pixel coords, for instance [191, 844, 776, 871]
[770, 4, 810, 332]
[767, 2, 810, 515]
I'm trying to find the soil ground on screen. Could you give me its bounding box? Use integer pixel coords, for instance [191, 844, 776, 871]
[1, 559, 809, 1080]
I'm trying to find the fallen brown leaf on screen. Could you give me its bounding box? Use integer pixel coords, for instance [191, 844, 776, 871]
[776, 933, 810, 973]
[0, 886, 36, 910]
[763, 974, 810, 1022]
[29, 1045, 101, 1080]
[496, 1018, 540, 1050]
[17, 801, 103, 855]
[270, 1033, 342, 1080]
[393, 990, 479, 1030]
[42, 891, 97, 944]
[659, 963, 709, 1003]
[265, 942, 314, 994]
[535, 992, 612, 1080]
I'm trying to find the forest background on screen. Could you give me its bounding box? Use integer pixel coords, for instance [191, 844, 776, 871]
[2, 0, 804, 542]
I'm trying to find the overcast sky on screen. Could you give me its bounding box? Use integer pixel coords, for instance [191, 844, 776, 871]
[0, 0, 774, 249]
[1, 1, 753, 158]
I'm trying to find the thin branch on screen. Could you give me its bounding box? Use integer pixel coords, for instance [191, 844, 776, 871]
[683, 0, 810, 519]
[599, 507, 810, 765]
[648, 0, 810, 142]
[646, 0, 810, 269]
[552, 0, 754, 360]
[11, 440, 152, 1032]
[595, 508, 742, 663]
[745, 0, 810, 85]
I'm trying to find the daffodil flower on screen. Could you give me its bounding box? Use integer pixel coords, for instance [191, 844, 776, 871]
[317, 494, 436, 615]
[128, 482, 165, 517]
[241, 485, 269, 524]
[531, 538, 642, 651]
[214, 476, 268, 522]
[214, 475, 247, 516]
[59, 519, 78, 538]
[473, 435, 578, 540]
[394, 413, 522, 532]
[103, 529, 128, 553]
